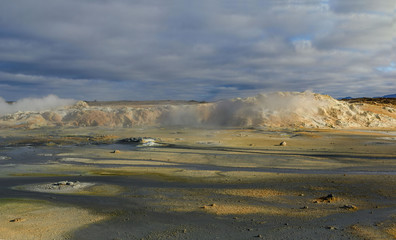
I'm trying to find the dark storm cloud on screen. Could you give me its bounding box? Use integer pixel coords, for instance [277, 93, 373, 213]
[0, 0, 394, 100]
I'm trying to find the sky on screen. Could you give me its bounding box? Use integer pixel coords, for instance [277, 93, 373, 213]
[0, 0, 395, 101]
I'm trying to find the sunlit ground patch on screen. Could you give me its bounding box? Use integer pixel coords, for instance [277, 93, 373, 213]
[348, 224, 395, 240]
[0, 199, 107, 240]
[140, 187, 361, 219]
[385, 223, 396, 238]
[215, 188, 286, 198]
[13, 181, 125, 196]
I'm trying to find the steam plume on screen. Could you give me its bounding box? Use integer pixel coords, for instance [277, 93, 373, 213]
[0, 95, 76, 115]
[0, 92, 395, 129]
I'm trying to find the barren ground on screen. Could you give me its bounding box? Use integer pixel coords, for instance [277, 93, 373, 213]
[0, 99, 395, 239]
[0, 125, 395, 240]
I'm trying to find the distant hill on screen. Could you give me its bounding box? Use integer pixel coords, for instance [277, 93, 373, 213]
[340, 94, 396, 100]
[341, 97, 396, 106]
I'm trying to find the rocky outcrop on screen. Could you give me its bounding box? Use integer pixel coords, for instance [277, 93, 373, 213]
[1, 92, 395, 129]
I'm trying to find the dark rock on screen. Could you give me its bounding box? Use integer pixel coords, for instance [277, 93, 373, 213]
[316, 193, 336, 203]
[10, 218, 24, 222]
[340, 204, 357, 210]
[326, 226, 337, 230]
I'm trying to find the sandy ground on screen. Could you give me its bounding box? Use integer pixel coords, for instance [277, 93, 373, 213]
[0, 126, 395, 239]
[0, 198, 107, 240]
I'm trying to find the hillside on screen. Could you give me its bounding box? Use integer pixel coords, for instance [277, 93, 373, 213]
[1, 92, 395, 129]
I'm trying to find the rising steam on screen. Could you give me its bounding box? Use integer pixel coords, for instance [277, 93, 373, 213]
[0, 91, 395, 129]
[0, 95, 76, 115]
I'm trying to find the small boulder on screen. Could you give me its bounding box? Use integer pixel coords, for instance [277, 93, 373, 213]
[341, 204, 357, 210]
[10, 218, 24, 222]
[316, 193, 336, 203]
[55, 181, 68, 186]
[326, 226, 337, 230]
[279, 141, 287, 146]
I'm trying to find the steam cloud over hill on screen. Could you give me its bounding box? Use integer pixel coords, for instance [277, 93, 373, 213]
[1, 92, 395, 129]
[0, 95, 76, 115]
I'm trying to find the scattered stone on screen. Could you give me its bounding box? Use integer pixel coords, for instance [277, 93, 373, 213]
[17, 180, 95, 194]
[10, 218, 24, 222]
[279, 141, 287, 146]
[201, 204, 216, 209]
[316, 193, 336, 203]
[55, 181, 68, 186]
[111, 150, 120, 153]
[247, 228, 253, 231]
[298, 193, 304, 196]
[118, 137, 141, 143]
[301, 206, 309, 209]
[182, 229, 187, 233]
[340, 205, 357, 210]
[53, 181, 80, 187]
[255, 234, 262, 238]
[118, 137, 158, 144]
[326, 226, 337, 230]
[49, 181, 80, 189]
[118, 137, 161, 147]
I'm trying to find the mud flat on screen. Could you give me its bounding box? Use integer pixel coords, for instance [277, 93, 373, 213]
[0, 125, 394, 240]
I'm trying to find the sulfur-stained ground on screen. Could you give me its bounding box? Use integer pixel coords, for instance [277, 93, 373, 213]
[0, 127, 395, 239]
